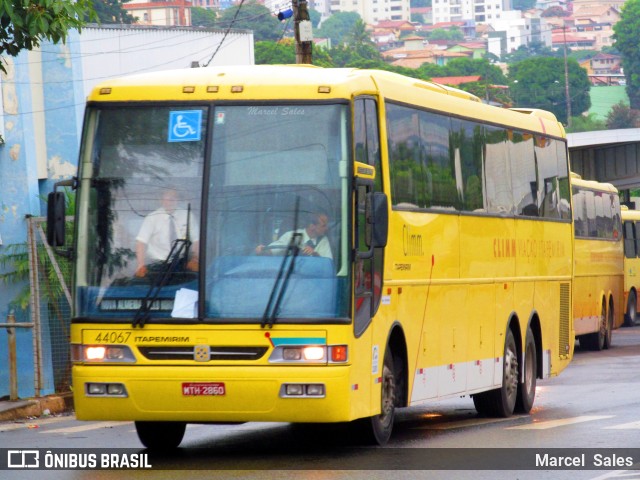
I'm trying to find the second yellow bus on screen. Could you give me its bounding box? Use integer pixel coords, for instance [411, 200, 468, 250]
[571, 173, 624, 350]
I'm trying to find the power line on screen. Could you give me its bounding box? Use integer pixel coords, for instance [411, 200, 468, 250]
[203, 0, 247, 67]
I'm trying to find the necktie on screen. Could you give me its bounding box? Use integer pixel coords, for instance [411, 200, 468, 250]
[169, 215, 177, 245]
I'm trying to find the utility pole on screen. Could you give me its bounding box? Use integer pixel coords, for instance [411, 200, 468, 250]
[562, 26, 572, 128]
[292, 0, 313, 64]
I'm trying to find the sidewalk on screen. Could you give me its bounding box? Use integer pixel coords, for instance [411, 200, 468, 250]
[0, 392, 74, 422]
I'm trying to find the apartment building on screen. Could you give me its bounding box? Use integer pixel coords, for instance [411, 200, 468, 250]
[431, 0, 510, 25]
[124, 0, 192, 26]
[330, 0, 411, 24]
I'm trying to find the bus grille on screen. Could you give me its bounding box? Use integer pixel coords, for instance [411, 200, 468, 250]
[559, 282, 571, 356]
[138, 346, 269, 361]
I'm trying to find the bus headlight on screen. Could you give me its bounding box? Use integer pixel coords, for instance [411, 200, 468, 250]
[71, 344, 136, 363]
[269, 345, 348, 364]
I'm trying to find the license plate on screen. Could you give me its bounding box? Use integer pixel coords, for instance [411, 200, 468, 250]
[182, 382, 226, 396]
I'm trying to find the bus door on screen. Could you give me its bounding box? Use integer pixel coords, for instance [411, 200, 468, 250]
[353, 97, 386, 337]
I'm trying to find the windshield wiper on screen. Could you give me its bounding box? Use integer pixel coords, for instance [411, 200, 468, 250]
[262, 198, 300, 328]
[133, 204, 193, 328]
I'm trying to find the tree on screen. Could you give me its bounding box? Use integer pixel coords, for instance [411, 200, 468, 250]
[508, 56, 591, 125]
[255, 39, 296, 64]
[191, 6, 218, 28]
[91, 0, 134, 24]
[606, 101, 640, 129]
[613, 0, 640, 108]
[0, 0, 95, 73]
[316, 11, 361, 46]
[213, 1, 281, 42]
[566, 113, 606, 133]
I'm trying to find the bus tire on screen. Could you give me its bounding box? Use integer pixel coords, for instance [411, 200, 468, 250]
[580, 301, 607, 351]
[353, 347, 396, 445]
[604, 300, 614, 349]
[135, 421, 186, 449]
[472, 328, 518, 417]
[625, 290, 637, 327]
[515, 327, 537, 413]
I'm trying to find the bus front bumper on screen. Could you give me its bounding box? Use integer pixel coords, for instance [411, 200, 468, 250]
[72, 364, 355, 423]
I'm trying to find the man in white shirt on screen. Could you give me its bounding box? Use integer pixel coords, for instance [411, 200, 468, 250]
[135, 188, 199, 277]
[255, 212, 332, 259]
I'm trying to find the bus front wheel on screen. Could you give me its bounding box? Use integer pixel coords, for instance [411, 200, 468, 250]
[473, 328, 518, 417]
[135, 421, 186, 449]
[352, 347, 396, 445]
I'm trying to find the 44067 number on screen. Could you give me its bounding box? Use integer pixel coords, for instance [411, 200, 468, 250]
[92, 331, 132, 344]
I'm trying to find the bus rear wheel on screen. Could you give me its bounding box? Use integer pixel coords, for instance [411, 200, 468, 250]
[515, 327, 537, 413]
[625, 290, 637, 327]
[135, 421, 186, 449]
[352, 347, 396, 445]
[580, 301, 607, 351]
[473, 328, 518, 417]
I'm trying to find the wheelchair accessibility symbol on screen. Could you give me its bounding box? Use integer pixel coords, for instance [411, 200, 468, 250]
[168, 110, 202, 142]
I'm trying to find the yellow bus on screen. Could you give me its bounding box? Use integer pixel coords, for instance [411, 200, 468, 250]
[621, 205, 640, 326]
[47, 65, 574, 449]
[570, 173, 623, 349]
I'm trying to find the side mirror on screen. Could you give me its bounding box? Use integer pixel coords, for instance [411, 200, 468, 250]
[47, 192, 66, 247]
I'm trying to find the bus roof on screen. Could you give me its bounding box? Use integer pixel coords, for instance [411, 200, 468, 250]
[621, 205, 640, 221]
[89, 64, 565, 138]
[570, 173, 618, 194]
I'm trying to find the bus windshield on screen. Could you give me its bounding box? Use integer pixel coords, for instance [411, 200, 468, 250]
[75, 103, 351, 323]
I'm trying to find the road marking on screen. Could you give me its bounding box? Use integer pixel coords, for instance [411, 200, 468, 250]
[507, 415, 613, 430]
[0, 416, 71, 432]
[605, 420, 640, 429]
[413, 416, 516, 430]
[43, 421, 130, 434]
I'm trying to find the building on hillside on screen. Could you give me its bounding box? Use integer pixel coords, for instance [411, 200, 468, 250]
[485, 11, 551, 57]
[330, 0, 411, 24]
[571, 5, 620, 50]
[431, 0, 507, 25]
[0, 25, 254, 400]
[580, 53, 624, 85]
[192, 0, 221, 8]
[410, 7, 432, 24]
[572, 0, 625, 10]
[551, 29, 595, 49]
[124, 0, 193, 25]
[447, 42, 487, 60]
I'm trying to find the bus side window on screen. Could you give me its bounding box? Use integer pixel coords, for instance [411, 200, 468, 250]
[635, 222, 640, 258]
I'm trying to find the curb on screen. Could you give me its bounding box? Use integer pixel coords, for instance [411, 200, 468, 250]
[0, 393, 74, 422]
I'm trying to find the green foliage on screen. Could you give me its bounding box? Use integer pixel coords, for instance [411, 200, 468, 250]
[606, 101, 640, 129]
[90, 0, 134, 24]
[191, 6, 218, 28]
[565, 113, 606, 133]
[613, 0, 640, 108]
[0, 189, 75, 312]
[426, 27, 463, 42]
[213, 1, 281, 42]
[503, 41, 561, 63]
[508, 56, 591, 124]
[0, 0, 96, 72]
[316, 11, 361, 46]
[255, 40, 296, 64]
[541, 6, 569, 17]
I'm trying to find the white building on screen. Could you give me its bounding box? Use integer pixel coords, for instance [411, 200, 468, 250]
[486, 11, 551, 57]
[432, 0, 509, 25]
[330, 0, 411, 24]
